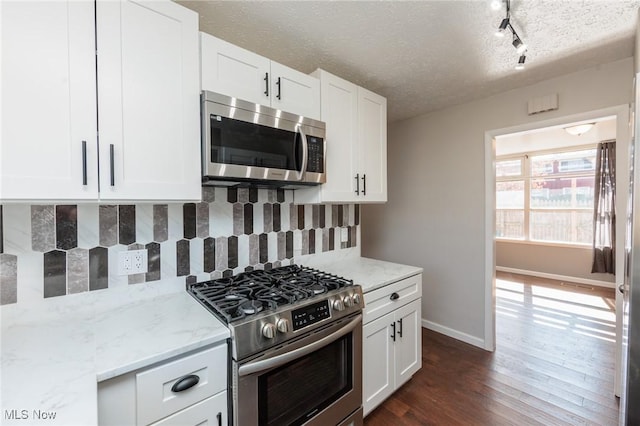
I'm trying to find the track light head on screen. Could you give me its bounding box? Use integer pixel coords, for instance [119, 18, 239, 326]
[495, 18, 509, 37]
[512, 36, 527, 54]
[515, 55, 526, 70]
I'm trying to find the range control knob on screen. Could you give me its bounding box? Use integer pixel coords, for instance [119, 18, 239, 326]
[333, 298, 345, 312]
[343, 295, 354, 308]
[276, 318, 291, 333]
[352, 293, 361, 305]
[262, 323, 277, 339]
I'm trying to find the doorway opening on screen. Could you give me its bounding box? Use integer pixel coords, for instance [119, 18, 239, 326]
[484, 105, 630, 399]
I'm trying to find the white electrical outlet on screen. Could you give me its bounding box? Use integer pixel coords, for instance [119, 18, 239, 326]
[118, 249, 148, 275]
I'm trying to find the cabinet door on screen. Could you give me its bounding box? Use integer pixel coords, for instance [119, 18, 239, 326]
[358, 87, 387, 203]
[294, 70, 358, 204]
[395, 299, 422, 387]
[200, 32, 271, 106]
[97, 0, 201, 201]
[151, 392, 227, 426]
[363, 312, 395, 417]
[1, 1, 98, 201]
[270, 61, 320, 120]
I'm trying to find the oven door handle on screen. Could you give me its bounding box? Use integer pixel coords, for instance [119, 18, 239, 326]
[238, 314, 362, 377]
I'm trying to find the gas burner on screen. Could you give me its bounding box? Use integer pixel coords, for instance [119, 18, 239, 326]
[239, 300, 264, 315]
[188, 264, 354, 324]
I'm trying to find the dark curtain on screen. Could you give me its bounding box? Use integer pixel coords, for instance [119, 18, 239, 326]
[592, 140, 616, 274]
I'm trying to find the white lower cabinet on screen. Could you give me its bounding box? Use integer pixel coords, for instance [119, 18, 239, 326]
[362, 275, 422, 417]
[98, 343, 228, 426]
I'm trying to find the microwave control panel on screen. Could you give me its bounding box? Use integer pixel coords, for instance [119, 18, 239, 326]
[306, 136, 324, 173]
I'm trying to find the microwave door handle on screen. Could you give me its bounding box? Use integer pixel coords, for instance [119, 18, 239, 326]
[237, 314, 362, 377]
[296, 126, 309, 181]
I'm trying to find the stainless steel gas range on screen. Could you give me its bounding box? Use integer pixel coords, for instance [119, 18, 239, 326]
[188, 265, 364, 426]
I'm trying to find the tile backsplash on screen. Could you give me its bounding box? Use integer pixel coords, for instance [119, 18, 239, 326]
[0, 187, 360, 305]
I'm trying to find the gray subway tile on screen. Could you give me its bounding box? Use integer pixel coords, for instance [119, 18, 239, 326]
[67, 248, 89, 294]
[312, 205, 319, 229]
[259, 233, 268, 263]
[197, 203, 209, 238]
[89, 247, 108, 291]
[176, 239, 190, 276]
[319, 205, 326, 228]
[227, 188, 238, 203]
[56, 205, 78, 250]
[322, 228, 330, 252]
[0, 253, 17, 305]
[301, 230, 309, 256]
[228, 236, 238, 269]
[44, 250, 66, 298]
[244, 204, 253, 235]
[216, 237, 228, 271]
[153, 205, 168, 242]
[285, 231, 293, 259]
[204, 237, 216, 273]
[309, 229, 316, 255]
[238, 188, 249, 203]
[298, 205, 305, 230]
[329, 228, 335, 251]
[249, 188, 258, 203]
[249, 234, 259, 265]
[99, 205, 118, 247]
[332, 205, 339, 228]
[273, 204, 281, 232]
[233, 203, 243, 236]
[289, 204, 298, 231]
[273, 260, 282, 269]
[202, 186, 215, 203]
[263, 204, 273, 233]
[223, 269, 234, 278]
[277, 232, 286, 261]
[338, 205, 344, 227]
[277, 189, 285, 203]
[31, 205, 55, 252]
[146, 242, 161, 282]
[118, 205, 136, 245]
[183, 203, 197, 239]
[355, 205, 360, 226]
[268, 189, 277, 203]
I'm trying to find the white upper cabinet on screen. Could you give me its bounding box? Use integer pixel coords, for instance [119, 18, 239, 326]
[97, 0, 201, 201]
[295, 69, 387, 204]
[1, 0, 201, 202]
[200, 32, 320, 120]
[1, 1, 99, 200]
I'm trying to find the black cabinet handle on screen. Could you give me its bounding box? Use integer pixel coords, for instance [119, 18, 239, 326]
[171, 374, 200, 393]
[217, 412, 222, 426]
[264, 72, 269, 97]
[397, 318, 403, 338]
[362, 174, 367, 195]
[390, 292, 399, 301]
[355, 173, 360, 195]
[391, 322, 396, 342]
[276, 77, 281, 100]
[81, 141, 87, 186]
[109, 144, 115, 187]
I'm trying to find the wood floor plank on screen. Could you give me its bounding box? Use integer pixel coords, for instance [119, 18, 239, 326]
[364, 272, 619, 426]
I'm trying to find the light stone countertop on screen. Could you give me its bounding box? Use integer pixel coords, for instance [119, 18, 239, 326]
[1, 287, 229, 426]
[299, 256, 423, 293]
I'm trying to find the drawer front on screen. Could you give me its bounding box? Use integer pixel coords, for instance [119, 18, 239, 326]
[363, 274, 421, 324]
[151, 391, 227, 426]
[137, 344, 227, 425]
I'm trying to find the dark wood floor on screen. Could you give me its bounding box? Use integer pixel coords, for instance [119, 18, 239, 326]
[364, 272, 618, 426]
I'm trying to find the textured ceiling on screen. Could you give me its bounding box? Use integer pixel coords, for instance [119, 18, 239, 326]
[177, 0, 640, 122]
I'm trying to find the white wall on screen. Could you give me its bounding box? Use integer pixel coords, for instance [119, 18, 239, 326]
[361, 57, 634, 347]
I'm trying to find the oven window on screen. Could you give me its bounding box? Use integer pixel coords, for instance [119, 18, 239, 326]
[258, 334, 353, 426]
[210, 115, 300, 170]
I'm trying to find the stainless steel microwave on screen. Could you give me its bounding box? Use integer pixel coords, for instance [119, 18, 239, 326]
[201, 91, 326, 187]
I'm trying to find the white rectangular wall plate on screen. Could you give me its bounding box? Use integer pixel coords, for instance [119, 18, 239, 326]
[117, 249, 148, 275]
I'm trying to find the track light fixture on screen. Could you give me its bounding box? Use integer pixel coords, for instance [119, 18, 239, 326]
[493, 0, 529, 70]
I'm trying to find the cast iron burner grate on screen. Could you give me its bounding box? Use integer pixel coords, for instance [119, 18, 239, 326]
[188, 265, 354, 323]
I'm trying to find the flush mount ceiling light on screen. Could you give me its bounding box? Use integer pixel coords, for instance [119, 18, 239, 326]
[493, 0, 530, 70]
[564, 123, 596, 136]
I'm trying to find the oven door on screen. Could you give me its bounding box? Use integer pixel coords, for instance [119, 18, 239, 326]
[234, 314, 363, 426]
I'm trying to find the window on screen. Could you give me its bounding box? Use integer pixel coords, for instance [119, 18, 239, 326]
[496, 147, 596, 245]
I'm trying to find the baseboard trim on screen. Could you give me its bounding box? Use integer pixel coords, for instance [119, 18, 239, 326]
[421, 319, 487, 350]
[495, 266, 615, 289]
